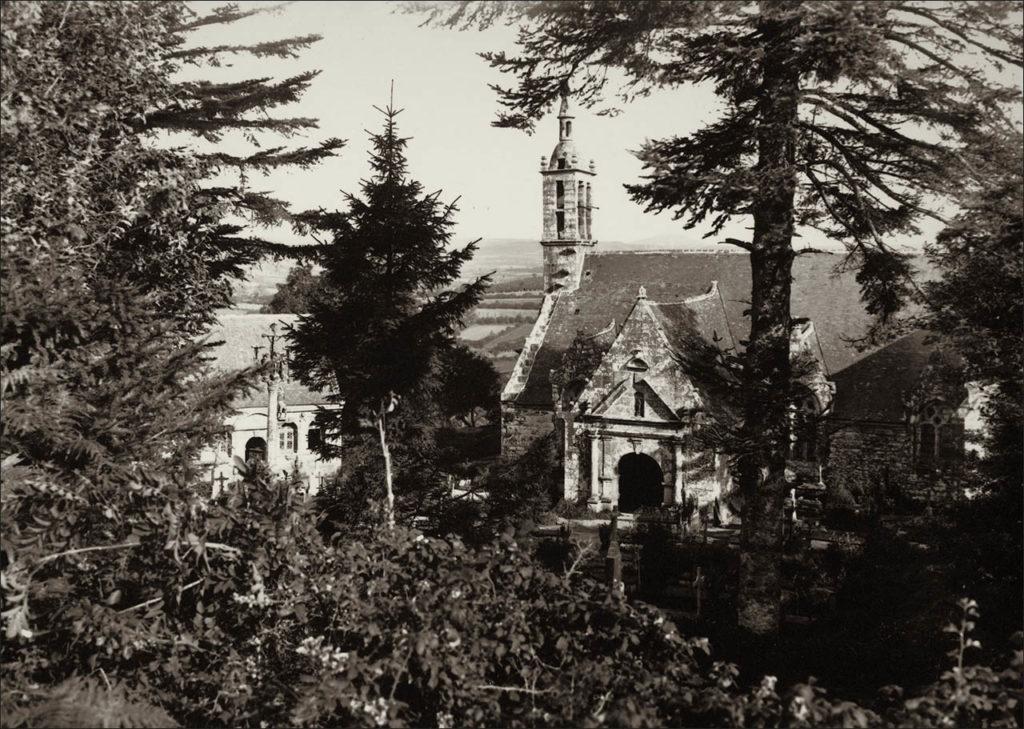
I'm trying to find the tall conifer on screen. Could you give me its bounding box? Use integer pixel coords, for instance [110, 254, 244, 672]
[289, 100, 488, 526]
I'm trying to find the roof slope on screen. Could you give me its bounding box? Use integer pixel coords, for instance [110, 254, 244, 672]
[513, 249, 876, 407]
[830, 330, 962, 423]
[204, 314, 330, 408]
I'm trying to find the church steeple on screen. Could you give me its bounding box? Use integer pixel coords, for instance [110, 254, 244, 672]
[540, 89, 596, 294]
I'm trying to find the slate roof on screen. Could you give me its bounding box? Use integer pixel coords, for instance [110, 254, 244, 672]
[204, 314, 331, 409]
[513, 249, 876, 407]
[829, 330, 961, 423]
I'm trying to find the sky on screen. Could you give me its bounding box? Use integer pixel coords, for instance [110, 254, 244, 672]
[180, 0, 756, 247]
[174, 0, 1021, 251]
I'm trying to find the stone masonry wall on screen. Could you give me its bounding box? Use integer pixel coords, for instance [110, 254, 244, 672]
[501, 403, 554, 461]
[826, 422, 960, 506]
[827, 424, 912, 503]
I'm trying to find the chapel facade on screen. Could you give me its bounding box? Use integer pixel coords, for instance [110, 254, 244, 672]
[501, 95, 834, 514]
[500, 95, 981, 514]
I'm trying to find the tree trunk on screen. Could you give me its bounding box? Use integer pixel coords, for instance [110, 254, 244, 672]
[377, 404, 396, 529]
[736, 1, 801, 637]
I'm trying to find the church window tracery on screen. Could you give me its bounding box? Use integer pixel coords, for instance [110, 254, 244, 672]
[915, 401, 962, 464]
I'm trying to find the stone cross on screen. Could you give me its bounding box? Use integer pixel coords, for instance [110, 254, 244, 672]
[213, 472, 229, 497]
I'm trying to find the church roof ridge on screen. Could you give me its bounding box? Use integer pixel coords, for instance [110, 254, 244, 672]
[650, 280, 720, 306]
[589, 248, 747, 256]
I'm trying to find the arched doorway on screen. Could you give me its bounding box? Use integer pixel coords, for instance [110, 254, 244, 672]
[244, 436, 267, 463]
[617, 453, 663, 513]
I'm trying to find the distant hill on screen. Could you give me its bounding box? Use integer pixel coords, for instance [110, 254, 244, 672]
[233, 235, 923, 305]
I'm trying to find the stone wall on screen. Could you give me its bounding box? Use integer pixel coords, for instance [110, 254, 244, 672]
[501, 403, 554, 460]
[826, 421, 960, 506]
[826, 422, 912, 502]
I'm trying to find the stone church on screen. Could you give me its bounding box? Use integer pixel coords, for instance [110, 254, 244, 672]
[501, 96, 981, 514]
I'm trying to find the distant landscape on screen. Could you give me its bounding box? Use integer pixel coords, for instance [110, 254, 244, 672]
[230, 233, 766, 305]
[229, 234, 855, 375]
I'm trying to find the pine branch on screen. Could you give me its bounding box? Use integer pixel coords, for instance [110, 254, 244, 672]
[892, 4, 1023, 68]
[167, 35, 322, 63]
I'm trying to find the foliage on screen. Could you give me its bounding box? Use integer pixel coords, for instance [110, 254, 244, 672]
[883, 599, 1023, 728]
[288, 99, 489, 523]
[422, 0, 1023, 635]
[923, 130, 1023, 490]
[550, 328, 606, 404]
[1, 0, 338, 720]
[438, 344, 501, 426]
[262, 264, 323, 314]
[476, 433, 563, 538]
[289, 102, 488, 437]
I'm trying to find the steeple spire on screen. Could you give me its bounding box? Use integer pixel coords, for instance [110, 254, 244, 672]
[539, 85, 597, 294]
[557, 86, 574, 141]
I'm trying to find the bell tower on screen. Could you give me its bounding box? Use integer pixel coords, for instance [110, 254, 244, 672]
[540, 91, 596, 294]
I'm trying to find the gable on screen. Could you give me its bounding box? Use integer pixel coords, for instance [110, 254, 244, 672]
[831, 330, 964, 423]
[576, 296, 704, 420]
[512, 249, 897, 408]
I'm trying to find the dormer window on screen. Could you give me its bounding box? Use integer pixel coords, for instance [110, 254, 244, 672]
[558, 157, 566, 169]
[634, 392, 645, 418]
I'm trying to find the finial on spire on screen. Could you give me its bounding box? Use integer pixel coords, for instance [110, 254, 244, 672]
[637, 285, 647, 300]
[558, 80, 571, 117]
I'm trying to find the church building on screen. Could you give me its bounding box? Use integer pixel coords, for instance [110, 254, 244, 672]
[500, 94, 981, 514]
[197, 314, 342, 496]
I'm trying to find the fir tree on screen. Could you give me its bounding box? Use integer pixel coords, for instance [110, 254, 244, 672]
[423, 0, 1023, 635]
[289, 100, 489, 527]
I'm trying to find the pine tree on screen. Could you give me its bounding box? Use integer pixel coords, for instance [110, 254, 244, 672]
[289, 100, 489, 527]
[423, 0, 1022, 635]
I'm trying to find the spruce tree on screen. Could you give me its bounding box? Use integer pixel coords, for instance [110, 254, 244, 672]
[289, 101, 488, 527]
[423, 0, 1022, 635]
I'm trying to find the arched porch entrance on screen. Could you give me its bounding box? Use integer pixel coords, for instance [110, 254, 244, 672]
[244, 436, 267, 463]
[617, 453, 664, 513]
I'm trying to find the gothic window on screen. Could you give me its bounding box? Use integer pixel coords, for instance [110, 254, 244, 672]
[790, 396, 818, 461]
[634, 392, 645, 418]
[916, 401, 962, 464]
[279, 423, 298, 452]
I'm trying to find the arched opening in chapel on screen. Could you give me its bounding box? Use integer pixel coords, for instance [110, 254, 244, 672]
[617, 452, 663, 513]
[244, 436, 267, 463]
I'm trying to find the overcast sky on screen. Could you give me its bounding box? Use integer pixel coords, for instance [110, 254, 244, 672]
[179, 1, 964, 250]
